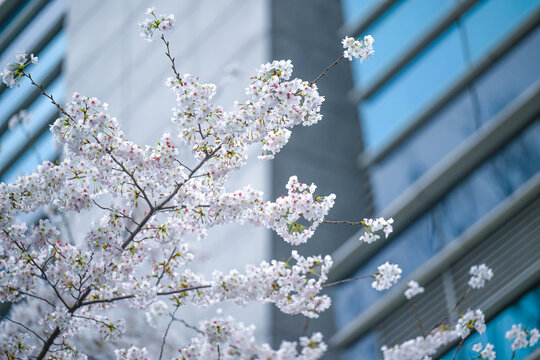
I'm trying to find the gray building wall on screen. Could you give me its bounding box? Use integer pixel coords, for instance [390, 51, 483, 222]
[270, 1, 372, 358]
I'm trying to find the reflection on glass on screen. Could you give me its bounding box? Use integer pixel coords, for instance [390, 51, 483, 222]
[343, 284, 540, 360]
[441, 284, 540, 359]
[353, 0, 454, 87]
[361, 25, 466, 150]
[0, 78, 63, 169]
[335, 118, 540, 325]
[370, 24, 540, 211]
[462, 0, 540, 63]
[341, 0, 379, 23]
[0, 31, 65, 126]
[3, 130, 57, 183]
[344, 331, 380, 360]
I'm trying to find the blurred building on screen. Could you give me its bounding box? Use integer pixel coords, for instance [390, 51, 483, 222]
[330, 0, 540, 359]
[0, 0, 64, 183]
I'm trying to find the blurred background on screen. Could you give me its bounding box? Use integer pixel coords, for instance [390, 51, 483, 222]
[0, 0, 539, 359]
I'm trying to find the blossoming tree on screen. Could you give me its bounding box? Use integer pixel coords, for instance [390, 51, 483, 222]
[0, 8, 537, 360]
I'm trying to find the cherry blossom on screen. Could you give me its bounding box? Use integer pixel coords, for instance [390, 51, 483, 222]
[372, 262, 402, 291]
[472, 342, 496, 360]
[468, 264, 494, 289]
[0, 6, 517, 360]
[358, 217, 394, 243]
[505, 324, 539, 352]
[404, 280, 424, 300]
[341, 35, 375, 62]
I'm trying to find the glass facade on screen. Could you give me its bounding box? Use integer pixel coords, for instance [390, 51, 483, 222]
[336, 117, 540, 326]
[371, 24, 540, 210]
[335, 0, 540, 358]
[441, 283, 540, 359]
[353, 0, 540, 150]
[0, 1, 64, 181]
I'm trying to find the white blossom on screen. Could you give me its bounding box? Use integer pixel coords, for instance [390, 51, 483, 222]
[359, 217, 393, 243]
[404, 280, 424, 300]
[372, 262, 402, 291]
[342, 35, 375, 62]
[506, 324, 539, 351]
[381, 326, 458, 360]
[468, 264, 493, 289]
[455, 309, 486, 339]
[138, 10, 174, 42]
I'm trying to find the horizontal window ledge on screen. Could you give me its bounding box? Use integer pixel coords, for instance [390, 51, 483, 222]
[330, 172, 540, 348]
[349, 0, 481, 104]
[0, 1, 64, 97]
[361, 5, 540, 167]
[0, 0, 48, 55]
[0, 60, 62, 139]
[339, 0, 398, 39]
[330, 78, 540, 283]
[0, 110, 58, 180]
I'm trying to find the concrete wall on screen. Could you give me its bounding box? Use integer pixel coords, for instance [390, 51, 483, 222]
[270, 1, 373, 359]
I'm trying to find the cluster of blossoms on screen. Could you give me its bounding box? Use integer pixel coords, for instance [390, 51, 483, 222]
[455, 309, 486, 338]
[381, 326, 459, 360]
[505, 324, 539, 351]
[468, 264, 494, 289]
[472, 342, 496, 360]
[404, 280, 424, 300]
[382, 309, 487, 360]
[115, 346, 149, 360]
[3, 7, 528, 360]
[174, 318, 326, 360]
[372, 262, 402, 291]
[138, 7, 174, 42]
[158, 251, 332, 318]
[358, 217, 394, 244]
[341, 35, 375, 62]
[1, 50, 38, 88]
[166, 57, 325, 170]
[0, 8, 354, 358]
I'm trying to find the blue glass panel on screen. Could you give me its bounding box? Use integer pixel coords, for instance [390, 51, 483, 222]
[369, 24, 540, 211]
[441, 284, 540, 360]
[344, 284, 540, 360]
[474, 25, 540, 125]
[344, 331, 380, 360]
[0, 77, 63, 168]
[361, 25, 466, 150]
[0, 31, 65, 126]
[341, 0, 379, 23]
[352, 0, 454, 87]
[334, 117, 540, 324]
[463, 0, 540, 63]
[0, 0, 32, 32]
[2, 131, 57, 183]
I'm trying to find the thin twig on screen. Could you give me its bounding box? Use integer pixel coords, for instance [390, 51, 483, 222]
[302, 317, 310, 336]
[309, 55, 344, 86]
[452, 338, 465, 360]
[323, 219, 364, 226]
[160, 34, 183, 84]
[176, 318, 204, 335]
[322, 275, 371, 288]
[1, 316, 45, 343]
[159, 306, 180, 360]
[156, 247, 177, 285]
[408, 300, 425, 336]
[81, 285, 211, 307]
